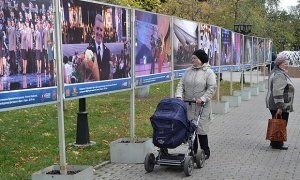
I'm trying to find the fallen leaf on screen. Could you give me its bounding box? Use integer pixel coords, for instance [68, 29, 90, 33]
[72, 151, 79, 155]
[42, 132, 51, 137]
[102, 140, 109, 145]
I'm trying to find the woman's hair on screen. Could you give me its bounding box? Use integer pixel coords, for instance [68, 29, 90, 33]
[193, 49, 208, 63]
[274, 53, 288, 66]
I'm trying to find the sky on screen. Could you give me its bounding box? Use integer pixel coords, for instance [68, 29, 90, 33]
[279, 0, 298, 10]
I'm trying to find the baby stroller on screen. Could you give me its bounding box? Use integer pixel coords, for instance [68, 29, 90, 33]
[144, 98, 206, 176]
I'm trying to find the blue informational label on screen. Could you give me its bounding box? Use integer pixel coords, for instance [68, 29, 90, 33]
[173, 69, 185, 79]
[64, 78, 131, 98]
[174, 67, 221, 79]
[0, 87, 57, 111]
[211, 66, 220, 73]
[220, 65, 232, 72]
[231, 65, 241, 71]
[135, 72, 171, 86]
[244, 64, 252, 70]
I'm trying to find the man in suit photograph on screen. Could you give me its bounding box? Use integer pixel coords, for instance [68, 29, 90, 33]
[88, 14, 111, 81]
[7, 19, 17, 75]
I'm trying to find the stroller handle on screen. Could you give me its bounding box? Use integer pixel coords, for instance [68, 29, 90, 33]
[183, 100, 196, 103]
[183, 100, 205, 106]
[183, 100, 205, 117]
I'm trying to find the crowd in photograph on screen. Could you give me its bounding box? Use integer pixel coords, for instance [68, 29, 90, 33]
[174, 32, 218, 69]
[0, 0, 55, 77]
[175, 44, 197, 64]
[61, 4, 122, 45]
[62, 19, 119, 44]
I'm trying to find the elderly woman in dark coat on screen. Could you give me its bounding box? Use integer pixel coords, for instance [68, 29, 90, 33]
[265, 53, 295, 150]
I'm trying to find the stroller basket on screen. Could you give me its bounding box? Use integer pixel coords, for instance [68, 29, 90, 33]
[150, 98, 196, 149]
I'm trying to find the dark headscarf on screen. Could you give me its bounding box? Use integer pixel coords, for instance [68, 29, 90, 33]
[193, 49, 208, 63]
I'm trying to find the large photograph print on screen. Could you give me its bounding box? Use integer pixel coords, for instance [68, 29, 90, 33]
[244, 36, 252, 65]
[199, 24, 220, 72]
[0, 0, 55, 92]
[253, 37, 258, 66]
[265, 39, 272, 63]
[61, 0, 131, 98]
[221, 28, 232, 66]
[231, 32, 241, 71]
[199, 24, 213, 65]
[0, 0, 58, 111]
[62, 0, 130, 83]
[266, 39, 272, 63]
[232, 32, 241, 66]
[210, 25, 220, 67]
[173, 18, 198, 71]
[257, 37, 264, 65]
[135, 10, 171, 77]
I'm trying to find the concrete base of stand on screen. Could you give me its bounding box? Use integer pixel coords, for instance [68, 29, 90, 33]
[233, 90, 251, 101]
[221, 96, 241, 107]
[245, 86, 259, 96]
[32, 165, 94, 180]
[258, 81, 266, 92]
[211, 101, 230, 114]
[264, 79, 268, 89]
[137, 86, 150, 98]
[110, 138, 154, 163]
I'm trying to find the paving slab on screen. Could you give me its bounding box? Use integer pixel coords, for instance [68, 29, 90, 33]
[94, 72, 300, 180]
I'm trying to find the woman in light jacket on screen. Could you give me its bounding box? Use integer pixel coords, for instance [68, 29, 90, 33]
[176, 49, 217, 159]
[266, 53, 295, 150]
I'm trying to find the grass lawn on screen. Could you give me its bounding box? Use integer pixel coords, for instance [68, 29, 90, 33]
[0, 80, 249, 179]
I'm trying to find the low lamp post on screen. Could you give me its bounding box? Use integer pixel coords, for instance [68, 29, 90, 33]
[234, 24, 252, 84]
[234, 24, 252, 35]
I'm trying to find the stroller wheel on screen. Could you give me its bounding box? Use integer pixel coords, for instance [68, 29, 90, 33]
[183, 156, 194, 176]
[144, 153, 155, 172]
[195, 149, 205, 168]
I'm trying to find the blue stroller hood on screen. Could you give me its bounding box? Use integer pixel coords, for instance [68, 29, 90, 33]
[150, 98, 196, 149]
[152, 98, 188, 126]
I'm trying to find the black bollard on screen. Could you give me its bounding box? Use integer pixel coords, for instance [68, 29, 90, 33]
[240, 71, 245, 84]
[216, 73, 223, 82]
[76, 98, 90, 145]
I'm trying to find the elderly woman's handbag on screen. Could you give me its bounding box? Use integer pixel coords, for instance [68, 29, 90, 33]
[266, 113, 287, 141]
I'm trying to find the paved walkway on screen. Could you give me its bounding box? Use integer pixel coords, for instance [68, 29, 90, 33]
[94, 72, 300, 180]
